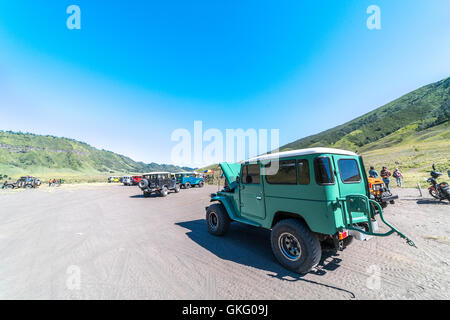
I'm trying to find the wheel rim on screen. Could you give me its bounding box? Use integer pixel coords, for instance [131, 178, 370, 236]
[208, 212, 218, 230]
[278, 232, 302, 261]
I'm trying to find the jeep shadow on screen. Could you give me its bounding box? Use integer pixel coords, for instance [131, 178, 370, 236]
[176, 219, 355, 298]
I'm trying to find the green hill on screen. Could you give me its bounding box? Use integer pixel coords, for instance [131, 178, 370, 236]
[0, 131, 193, 183]
[281, 77, 450, 186]
[282, 77, 450, 151]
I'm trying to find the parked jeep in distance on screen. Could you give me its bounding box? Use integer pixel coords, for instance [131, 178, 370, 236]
[132, 175, 142, 185]
[206, 148, 415, 274]
[138, 172, 180, 197]
[108, 176, 120, 183]
[175, 172, 205, 188]
[368, 177, 398, 208]
[122, 176, 133, 186]
[4, 176, 41, 189]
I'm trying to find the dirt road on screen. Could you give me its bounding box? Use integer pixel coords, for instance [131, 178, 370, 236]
[0, 184, 449, 299]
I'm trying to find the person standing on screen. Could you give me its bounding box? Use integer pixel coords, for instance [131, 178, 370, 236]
[368, 166, 379, 178]
[393, 168, 403, 187]
[380, 166, 392, 191]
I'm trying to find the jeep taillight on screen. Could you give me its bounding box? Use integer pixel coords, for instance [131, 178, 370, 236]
[338, 230, 348, 240]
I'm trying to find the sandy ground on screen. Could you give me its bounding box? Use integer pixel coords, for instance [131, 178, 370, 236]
[0, 184, 449, 300]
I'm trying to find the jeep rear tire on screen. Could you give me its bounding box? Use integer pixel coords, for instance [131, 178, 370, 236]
[174, 184, 180, 193]
[198, 181, 204, 188]
[206, 203, 230, 236]
[160, 186, 168, 197]
[185, 182, 191, 189]
[270, 219, 321, 274]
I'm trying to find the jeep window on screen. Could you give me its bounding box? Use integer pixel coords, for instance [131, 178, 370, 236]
[266, 160, 297, 184]
[298, 159, 310, 185]
[242, 164, 260, 184]
[338, 159, 361, 183]
[314, 157, 335, 185]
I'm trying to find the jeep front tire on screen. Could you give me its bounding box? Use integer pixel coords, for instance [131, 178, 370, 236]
[270, 219, 321, 274]
[206, 203, 230, 236]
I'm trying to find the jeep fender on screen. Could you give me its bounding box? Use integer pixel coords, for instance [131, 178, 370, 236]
[210, 195, 237, 221]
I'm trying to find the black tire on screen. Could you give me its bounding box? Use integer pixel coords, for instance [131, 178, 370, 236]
[139, 179, 149, 189]
[198, 181, 204, 188]
[185, 182, 191, 189]
[25, 184, 33, 189]
[429, 189, 440, 199]
[381, 202, 388, 209]
[160, 186, 168, 197]
[174, 184, 180, 193]
[206, 203, 230, 236]
[389, 200, 395, 205]
[270, 219, 321, 274]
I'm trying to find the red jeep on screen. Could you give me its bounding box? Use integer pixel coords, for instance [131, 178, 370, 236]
[132, 175, 142, 185]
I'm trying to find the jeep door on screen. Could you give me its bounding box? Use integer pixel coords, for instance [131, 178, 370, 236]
[332, 155, 371, 225]
[239, 163, 266, 220]
[332, 155, 367, 197]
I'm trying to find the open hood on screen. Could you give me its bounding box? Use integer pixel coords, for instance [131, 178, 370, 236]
[219, 162, 241, 185]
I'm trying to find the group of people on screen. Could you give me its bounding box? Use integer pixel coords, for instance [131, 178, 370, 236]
[48, 178, 62, 187]
[368, 166, 403, 191]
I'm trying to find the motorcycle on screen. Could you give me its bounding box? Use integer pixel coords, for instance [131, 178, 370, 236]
[427, 164, 450, 202]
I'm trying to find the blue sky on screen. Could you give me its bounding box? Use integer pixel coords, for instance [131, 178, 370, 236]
[0, 0, 449, 165]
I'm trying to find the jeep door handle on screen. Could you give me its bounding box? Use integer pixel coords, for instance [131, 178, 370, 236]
[256, 196, 262, 200]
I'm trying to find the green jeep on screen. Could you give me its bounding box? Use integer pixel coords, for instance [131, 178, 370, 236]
[206, 148, 415, 274]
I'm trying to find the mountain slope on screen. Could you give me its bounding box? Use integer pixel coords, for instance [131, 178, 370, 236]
[280, 77, 450, 186]
[282, 77, 450, 151]
[0, 131, 193, 181]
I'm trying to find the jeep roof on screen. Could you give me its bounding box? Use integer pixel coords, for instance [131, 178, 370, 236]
[247, 147, 357, 163]
[143, 172, 170, 175]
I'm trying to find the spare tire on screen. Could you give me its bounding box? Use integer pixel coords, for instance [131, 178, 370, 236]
[138, 179, 149, 189]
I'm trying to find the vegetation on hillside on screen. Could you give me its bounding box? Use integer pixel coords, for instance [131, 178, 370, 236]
[279, 77, 450, 187]
[282, 77, 450, 151]
[0, 131, 193, 182]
